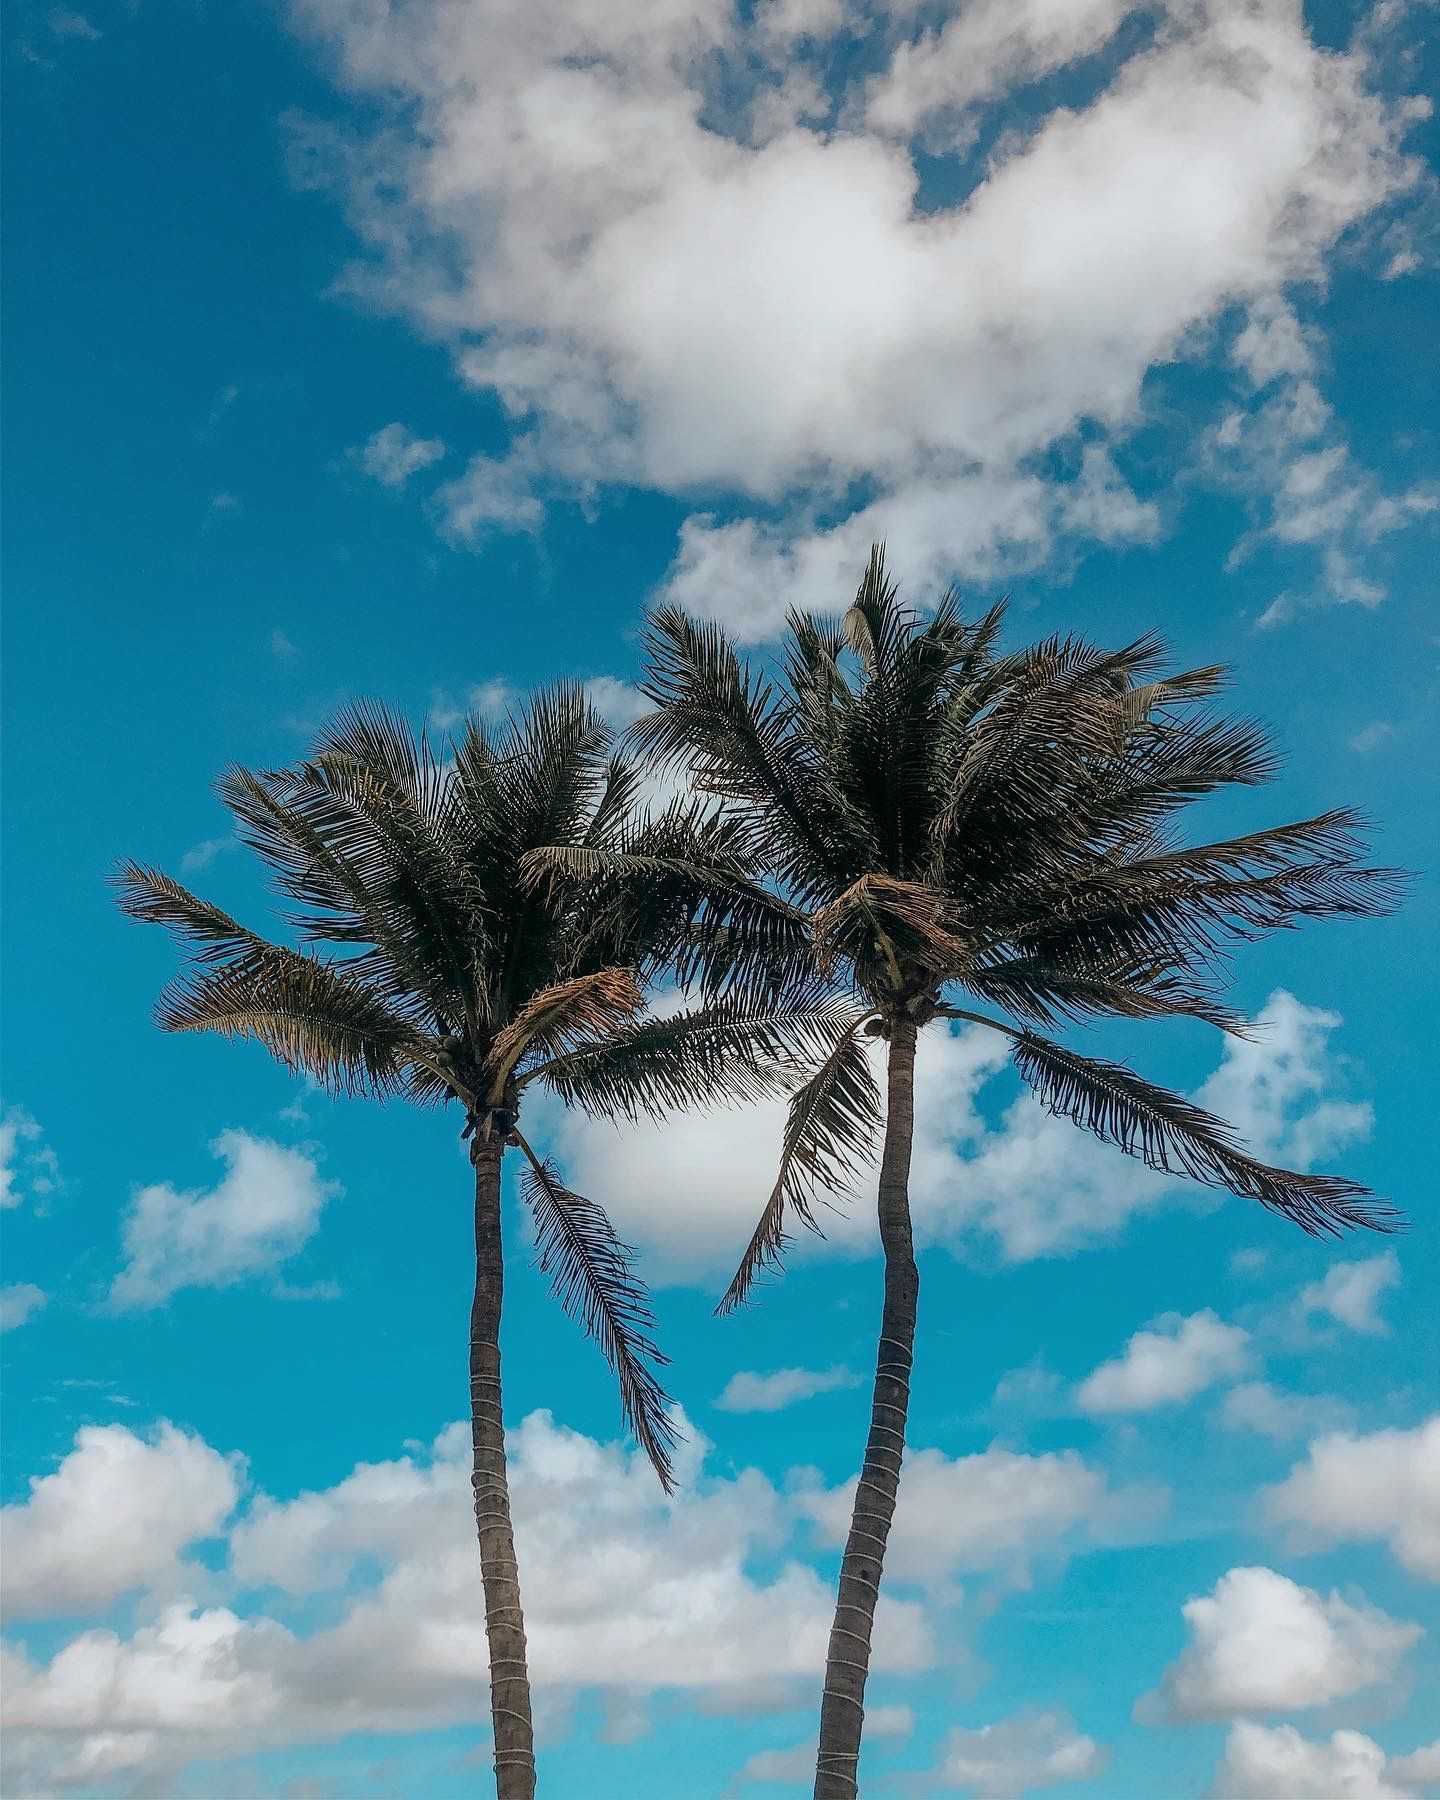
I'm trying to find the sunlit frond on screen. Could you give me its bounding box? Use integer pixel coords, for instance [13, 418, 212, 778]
[154, 952, 422, 1097]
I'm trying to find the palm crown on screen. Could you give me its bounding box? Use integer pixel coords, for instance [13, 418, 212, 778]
[629, 548, 1403, 1300]
[114, 689, 831, 1481]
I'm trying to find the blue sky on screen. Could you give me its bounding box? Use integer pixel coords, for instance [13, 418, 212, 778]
[2, 0, 1438, 1795]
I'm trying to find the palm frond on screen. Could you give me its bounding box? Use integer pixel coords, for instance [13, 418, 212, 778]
[718, 1014, 883, 1314]
[515, 1137, 679, 1490]
[530, 990, 856, 1119]
[484, 966, 645, 1094]
[112, 863, 273, 964]
[1011, 1030, 1399, 1236]
[154, 953, 422, 1097]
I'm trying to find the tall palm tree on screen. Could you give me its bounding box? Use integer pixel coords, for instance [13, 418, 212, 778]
[626, 550, 1403, 1800]
[115, 690, 839, 1800]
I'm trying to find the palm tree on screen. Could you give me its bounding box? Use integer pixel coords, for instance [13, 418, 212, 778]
[115, 690, 839, 1800]
[626, 550, 1403, 1800]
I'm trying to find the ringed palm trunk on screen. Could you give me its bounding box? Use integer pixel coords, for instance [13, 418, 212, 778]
[469, 1133, 537, 1800]
[814, 1016, 919, 1800]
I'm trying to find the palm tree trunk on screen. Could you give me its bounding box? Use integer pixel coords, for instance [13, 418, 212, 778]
[813, 1015, 919, 1800]
[469, 1133, 537, 1800]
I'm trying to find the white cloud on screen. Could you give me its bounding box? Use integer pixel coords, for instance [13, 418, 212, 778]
[4, 1411, 930, 1790]
[556, 989, 1372, 1284]
[1220, 1382, 1354, 1442]
[1, 1105, 61, 1210]
[798, 1442, 1155, 1586]
[927, 1710, 1111, 1796]
[179, 834, 235, 875]
[583, 676, 650, 728]
[734, 1706, 913, 1784]
[1077, 1310, 1250, 1414]
[0, 1423, 241, 1622]
[1350, 720, 1397, 753]
[288, 0, 1427, 636]
[1298, 1250, 1400, 1334]
[109, 1131, 339, 1310]
[716, 1366, 860, 1413]
[1210, 1723, 1440, 1799]
[0, 1284, 47, 1332]
[354, 421, 446, 488]
[1145, 1566, 1421, 1722]
[1265, 1417, 1440, 1580]
[866, 0, 1132, 143]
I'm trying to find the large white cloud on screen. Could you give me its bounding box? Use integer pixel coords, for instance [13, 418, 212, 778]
[0, 1424, 241, 1622]
[555, 989, 1373, 1285]
[1210, 1722, 1440, 1799]
[1077, 1310, 1250, 1414]
[3, 1411, 930, 1791]
[290, 0, 1428, 631]
[1265, 1416, 1440, 1580]
[110, 1131, 339, 1309]
[1143, 1565, 1421, 1722]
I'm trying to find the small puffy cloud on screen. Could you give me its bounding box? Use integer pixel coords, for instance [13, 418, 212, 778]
[1077, 1311, 1249, 1415]
[0, 1423, 240, 1621]
[109, 1132, 338, 1310]
[1, 1105, 61, 1210]
[1220, 1382, 1354, 1442]
[798, 1443, 1152, 1586]
[716, 1366, 859, 1413]
[1265, 1417, 1440, 1580]
[735, 1706, 912, 1784]
[1350, 721, 1397, 754]
[1145, 1566, 1422, 1723]
[927, 1710, 1110, 1796]
[1298, 1251, 1401, 1334]
[1210, 1722, 1440, 1799]
[47, 9, 101, 42]
[0, 1284, 47, 1331]
[179, 835, 234, 875]
[354, 422, 446, 488]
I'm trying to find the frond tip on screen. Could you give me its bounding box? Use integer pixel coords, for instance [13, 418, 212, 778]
[515, 1138, 680, 1490]
[718, 1014, 883, 1314]
[1012, 1031, 1402, 1238]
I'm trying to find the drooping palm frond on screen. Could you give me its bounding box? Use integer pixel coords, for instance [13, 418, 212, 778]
[960, 956, 1247, 1035]
[514, 1137, 679, 1490]
[718, 1014, 883, 1314]
[154, 952, 423, 1097]
[1009, 1029, 1400, 1236]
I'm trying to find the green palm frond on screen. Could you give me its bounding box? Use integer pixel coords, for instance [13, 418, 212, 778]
[529, 989, 853, 1118]
[113, 863, 274, 964]
[154, 952, 422, 1097]
[1010, 1030, 1399, 1236]
[515, 1137, 679, 1490]
[718, 1014, 883, 1314]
